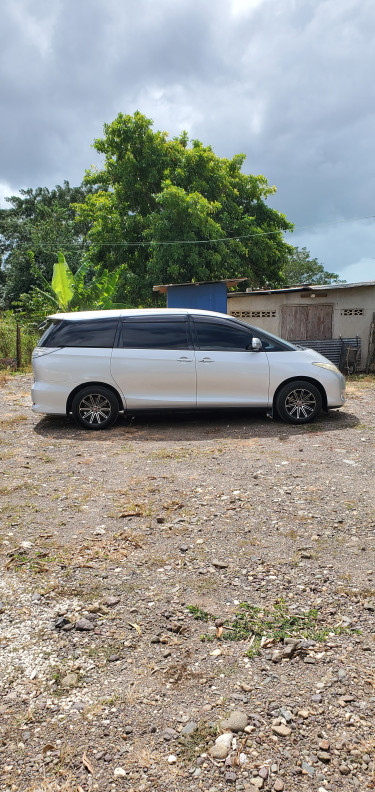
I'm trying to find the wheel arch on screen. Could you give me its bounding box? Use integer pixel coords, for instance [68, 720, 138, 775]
[66, 382, 124, 415]
[273, 376, 328, 413]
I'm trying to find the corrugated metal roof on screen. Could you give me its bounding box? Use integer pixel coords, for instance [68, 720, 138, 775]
[153, 278, 247, 293]
[231, 280, 375, 296]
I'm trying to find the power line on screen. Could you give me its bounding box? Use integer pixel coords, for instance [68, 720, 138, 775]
[6, 214, 375, 250]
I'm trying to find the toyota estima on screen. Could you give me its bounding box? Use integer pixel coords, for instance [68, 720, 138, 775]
[31, 308, 346, 430]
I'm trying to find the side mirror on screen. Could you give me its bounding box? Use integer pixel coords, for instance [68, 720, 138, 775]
[251, 337, 262, 351]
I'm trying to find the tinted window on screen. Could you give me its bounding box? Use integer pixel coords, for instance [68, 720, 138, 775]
[121, 319, 190, 349]
[193, 319, 252, 350]
[256, 333, 285, 352]
[233, 320, 298, 351]
[37, 321, 59, 347]
[43, 319, 118, 348]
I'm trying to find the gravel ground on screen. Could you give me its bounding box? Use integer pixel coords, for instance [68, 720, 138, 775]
[0, 373, 374, 792]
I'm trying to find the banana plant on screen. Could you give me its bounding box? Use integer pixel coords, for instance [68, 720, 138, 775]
[51, 252, 74, 311]
[20, 252, 127, 316]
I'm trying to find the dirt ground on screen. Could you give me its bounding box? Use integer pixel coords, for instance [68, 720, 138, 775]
[0, 373, 374, 792]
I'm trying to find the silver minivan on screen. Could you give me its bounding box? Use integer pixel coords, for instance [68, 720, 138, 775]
[31, 308, 346, 429]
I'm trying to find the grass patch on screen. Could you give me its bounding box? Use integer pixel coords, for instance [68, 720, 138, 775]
[5, 545, 71, 574]
[346, 374, 375, 388]
[191, 599, 360, 657]
[187, 605, 216, 622]
[0, 414, 29, 426]
[23, 782, 78, 792]
[223, 601, 321, 655]
[150, 448, 191, 460]
[6, 549, 54, 573]
[178, 720, 217, 763]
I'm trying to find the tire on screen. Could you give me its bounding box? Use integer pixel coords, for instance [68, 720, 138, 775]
[72, 386, 119, 430]
[275, 380, 322, 424]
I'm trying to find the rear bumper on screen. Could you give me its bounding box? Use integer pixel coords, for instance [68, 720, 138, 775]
[31, 381, 69, 415]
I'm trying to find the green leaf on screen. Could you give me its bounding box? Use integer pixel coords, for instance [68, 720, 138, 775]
[51, 252, 74, 311]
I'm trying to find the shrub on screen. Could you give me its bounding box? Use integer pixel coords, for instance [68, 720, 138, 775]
[0, 311, 39, 367]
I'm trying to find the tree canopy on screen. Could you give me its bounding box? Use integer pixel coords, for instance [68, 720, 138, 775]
[74, 111, 294, 304]
[283, 246, 343, 286]
[1, 113, 342, 313]
[0, 182, 92, 308]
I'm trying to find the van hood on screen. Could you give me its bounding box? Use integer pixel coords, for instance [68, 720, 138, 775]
[298, 346, 338, 365]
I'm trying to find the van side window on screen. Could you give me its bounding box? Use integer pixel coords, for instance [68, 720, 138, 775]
[193, 319, 252, 350]
[256, 333, 285, 352]
[44, 319, 118, 348]
[121, 318, 190, 349]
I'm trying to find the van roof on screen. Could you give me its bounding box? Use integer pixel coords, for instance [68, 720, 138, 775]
[46, 308, 231, 321]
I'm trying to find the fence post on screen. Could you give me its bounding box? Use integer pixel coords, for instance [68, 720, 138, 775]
[16, 323, 21, 369]
[365, 312, 375, 374]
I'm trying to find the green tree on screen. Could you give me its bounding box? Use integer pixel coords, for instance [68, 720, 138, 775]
[282, 246, 343, 286]
[74, 111, 294, 304]
[0, 182, 93, 308]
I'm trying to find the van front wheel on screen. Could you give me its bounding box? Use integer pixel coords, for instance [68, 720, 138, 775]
[72, 386, 119, 430]
[275, 380, 322, 424]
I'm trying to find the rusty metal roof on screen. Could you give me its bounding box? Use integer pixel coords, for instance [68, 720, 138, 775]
[153, 278, 248, 293]
[228, 280, 375, 296]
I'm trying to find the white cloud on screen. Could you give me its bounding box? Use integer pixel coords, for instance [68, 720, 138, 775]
[0, 0, 374, 282]
[230, 0, 266, 16]
[7, 0, 57, 58]
[291, 218, 375, 283]
[0, 182, 20, 208]
[340, 258, 375, 283]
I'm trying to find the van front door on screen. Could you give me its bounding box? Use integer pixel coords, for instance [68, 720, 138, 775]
[192, 317, 270, 407]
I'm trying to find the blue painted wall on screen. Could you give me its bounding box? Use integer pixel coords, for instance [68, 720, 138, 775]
[167, 282, 227, 313]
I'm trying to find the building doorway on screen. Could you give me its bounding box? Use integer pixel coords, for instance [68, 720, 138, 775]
[281, 304, 333, 341]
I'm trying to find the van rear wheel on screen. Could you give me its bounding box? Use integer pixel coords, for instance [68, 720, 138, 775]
[275, 380, 322, 424]
[72, 386, 119, 430]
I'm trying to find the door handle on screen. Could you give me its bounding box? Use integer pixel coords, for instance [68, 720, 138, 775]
[199, 357, 214, 363]
[177, 356, 193, 362]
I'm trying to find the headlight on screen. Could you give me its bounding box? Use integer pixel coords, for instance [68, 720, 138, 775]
[312, 362, 340, 373]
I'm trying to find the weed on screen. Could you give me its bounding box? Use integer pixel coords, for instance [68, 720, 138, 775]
[150, 448, 190, 460]
[347, 374, 375, 388]
[0, 483, 24, 495]
[52, 669, 62, 687]
[0, 414, 29, 426]
[178, 720, 217, 763]
[303, 423, 324, 432]
[5, 546, 67, 574]
[194, 599, 359, 658]
[22, 780, 78, 792]
[187, 605, 216, 622]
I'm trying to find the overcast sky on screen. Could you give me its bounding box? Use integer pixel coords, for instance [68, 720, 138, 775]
[1, 0, 374, 282]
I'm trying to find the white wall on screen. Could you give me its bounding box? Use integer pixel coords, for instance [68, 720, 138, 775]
[228, 284, 375, 366]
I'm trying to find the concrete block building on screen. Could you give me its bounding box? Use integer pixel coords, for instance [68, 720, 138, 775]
[228, 281, 375, 371]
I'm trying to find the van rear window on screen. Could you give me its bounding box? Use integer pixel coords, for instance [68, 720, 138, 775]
[39, 319, 118, 348]
[37, 321, 60, 347]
